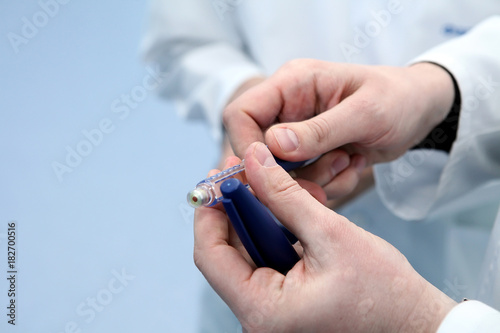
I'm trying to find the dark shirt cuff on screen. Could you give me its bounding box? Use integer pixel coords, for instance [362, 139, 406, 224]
[411, 63, 461, 153]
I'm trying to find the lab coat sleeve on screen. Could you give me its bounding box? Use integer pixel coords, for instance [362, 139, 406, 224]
[437, 301, 500, 332]
[141, 0, 265, 141]
[374, 15, 500, 220]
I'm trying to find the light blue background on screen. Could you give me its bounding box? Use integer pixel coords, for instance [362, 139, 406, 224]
[1, 1, 220, 332]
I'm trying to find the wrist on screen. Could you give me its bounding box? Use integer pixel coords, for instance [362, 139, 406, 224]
[407, 62, 456, 142]
[399, 282, 457, 333]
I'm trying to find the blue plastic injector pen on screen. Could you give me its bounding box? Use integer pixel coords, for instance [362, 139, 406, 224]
[187, 155, 316, 274]
[187, 156, 315, 208]
[221, 178, 300, 274]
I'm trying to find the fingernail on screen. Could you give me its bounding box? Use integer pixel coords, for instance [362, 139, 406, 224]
[272, 127, 299, 152]
[254, 143, 277, 167]
[331, 155, 350, 177]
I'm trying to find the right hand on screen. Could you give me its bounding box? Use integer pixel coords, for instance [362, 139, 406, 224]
[194, 143, 457, 332]
[223, 60, 455, 200]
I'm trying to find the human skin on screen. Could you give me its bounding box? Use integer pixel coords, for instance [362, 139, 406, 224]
[217, 77, 266, 170]
[223, 60, 455, 200]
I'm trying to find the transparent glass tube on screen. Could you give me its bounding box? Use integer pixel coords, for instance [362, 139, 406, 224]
[187, 161, 248, 208]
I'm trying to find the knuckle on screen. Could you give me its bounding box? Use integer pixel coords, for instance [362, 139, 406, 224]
[275, 180, 309, 208]
[276, 178, 302, 198]
[318, 213, 350, 242]
[354, 94, 386, 123]
[307, 116, 332, 144]
[349, 96, 378, 119]
[263, 174, 304, 206]
[347, 96, 391, 143]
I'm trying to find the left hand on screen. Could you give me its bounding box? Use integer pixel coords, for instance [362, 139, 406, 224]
[217, 76, 267, 170]
[223, 61, 455, 201]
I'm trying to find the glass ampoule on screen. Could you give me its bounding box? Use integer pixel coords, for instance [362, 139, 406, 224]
[186, 161, 248, 208]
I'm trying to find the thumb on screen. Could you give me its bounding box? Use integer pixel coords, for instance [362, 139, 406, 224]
[244, 142, 333, 243]
[265, 95, 372, 161]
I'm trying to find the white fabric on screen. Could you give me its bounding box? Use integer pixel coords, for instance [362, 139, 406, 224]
[373, 16, 500, 330]
[374, 16, 500, 310]
[375, 16, 500, 221]
[477, 208, 500, 311]
[437, 301, 500, 333]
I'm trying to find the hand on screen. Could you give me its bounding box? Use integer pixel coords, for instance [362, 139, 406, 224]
[194, 143, 456, 332]
[223, 60, 455, 200]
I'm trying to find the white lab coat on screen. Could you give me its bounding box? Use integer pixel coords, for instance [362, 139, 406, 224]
[374, 16, 500, 331]
[142, 1, 500, 331]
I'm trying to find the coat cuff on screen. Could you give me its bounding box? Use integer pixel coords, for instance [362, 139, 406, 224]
[437, 300, 500, 333]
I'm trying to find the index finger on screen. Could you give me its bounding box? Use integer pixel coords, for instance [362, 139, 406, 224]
[223, 80, 283, 157]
